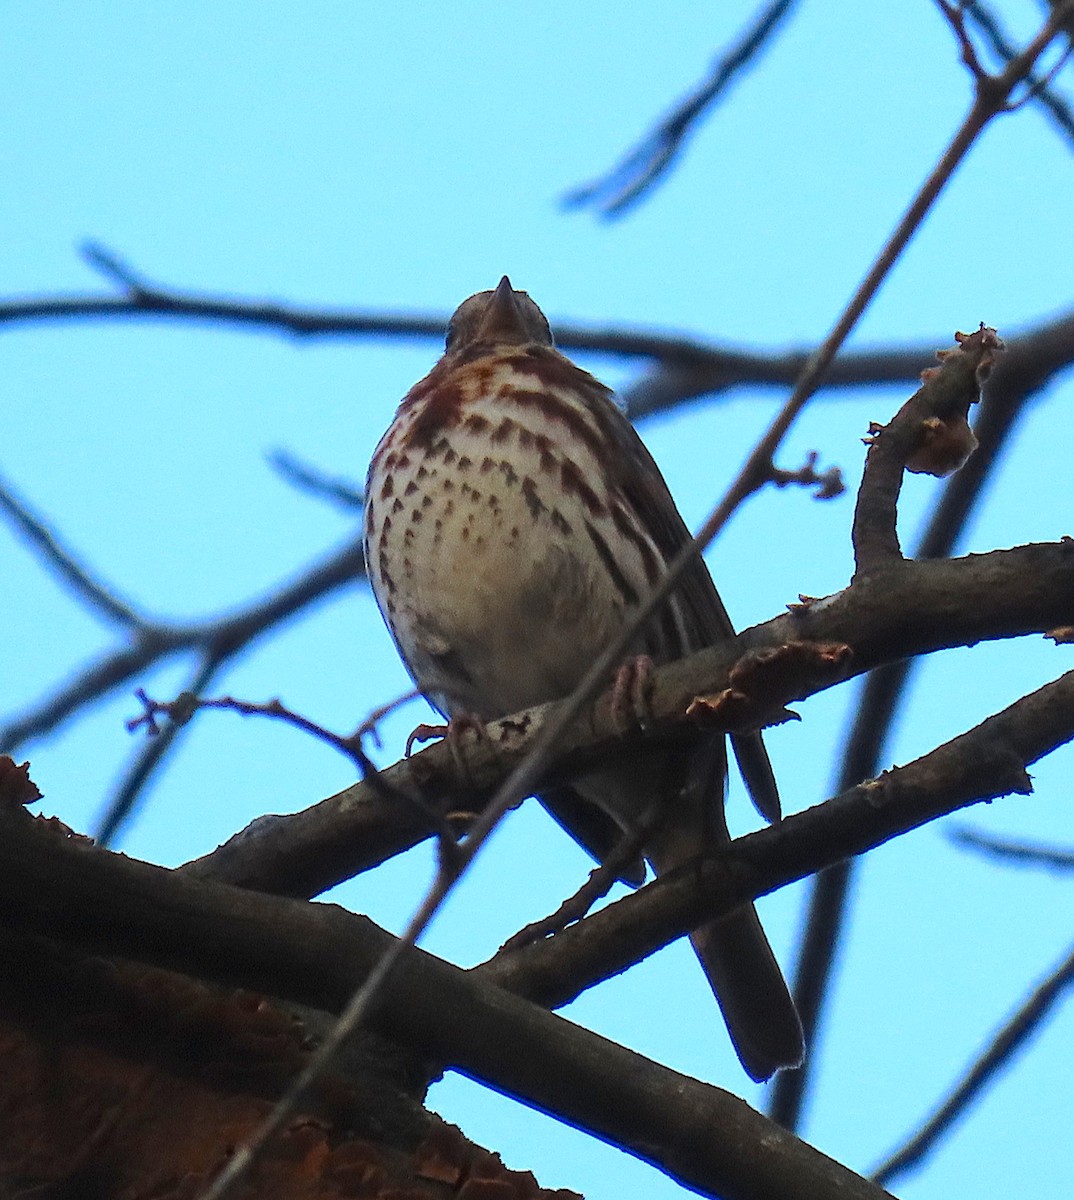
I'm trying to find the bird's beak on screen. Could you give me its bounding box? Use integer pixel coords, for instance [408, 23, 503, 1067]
[474, 275, 529, 344]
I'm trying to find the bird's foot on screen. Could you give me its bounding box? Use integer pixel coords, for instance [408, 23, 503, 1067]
[405, 713, 488, 783]
[610, 653, 656, 735]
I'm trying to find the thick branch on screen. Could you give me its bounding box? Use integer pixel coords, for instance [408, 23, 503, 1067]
[186, 539, 1074, 899]
[8, 667, 1074, 1197]
[0, 809, 889, 1200]
[487, 671, 1074, 1005]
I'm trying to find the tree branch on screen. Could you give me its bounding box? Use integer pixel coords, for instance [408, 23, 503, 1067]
[0, 534, 366, 748]
[487, 669, 1074, 1006]
[0, 807, 891, 1200]
[561, 0, 800, 217]
[7, 251, 1074, 424]
[769, 316, 1070, 1130]
[8, 667, 1074, 1198]
[871, 935, 1074, 1187]
[183, 539, 1074, 899]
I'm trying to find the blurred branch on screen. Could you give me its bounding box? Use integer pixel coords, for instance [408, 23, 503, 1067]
[871, 936, 1074, 1188]
[0, 253, 933, 379]
[6, 247, 1074, 425]
[182, 538, 1074, 899]
[0, 471, 146, 629]
[949, 826, 1074, 870]
[767, 450, 845, 500]
[0, 531, 367, 813]
[562, 0, 799, 217]
[965, 1, 1074, 141]
[267, 448, 365, 511]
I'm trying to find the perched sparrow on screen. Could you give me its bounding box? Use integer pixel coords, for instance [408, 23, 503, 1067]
[364, 277, 803, 1081]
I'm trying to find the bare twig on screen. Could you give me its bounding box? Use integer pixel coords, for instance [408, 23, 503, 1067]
[852, 327, 1000, 577]
[497, 820, 653, 956]
[354, 687, 422, 751]
[97, 657, 223, 845]
[126, 688, 380, 768]
[81, 239, 159, 296]
[267, 448, 365, 511]
[562, 0, 799, 216]
[767, 451, 845, 500]
[871, 937, 1074, 1187]
[965, 1, 1074, 139]
[949, 826, 1074, 870]
[119, 683, 450, 851]
[0, 471, 146, 629]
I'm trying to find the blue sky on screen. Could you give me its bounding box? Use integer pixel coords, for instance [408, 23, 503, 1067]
[4, 4, 1074, 1198]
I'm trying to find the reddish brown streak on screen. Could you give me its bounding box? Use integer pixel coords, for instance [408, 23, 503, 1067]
[610, 503, 663, 584]
[399, 370, 465, 448]
[559, 457, 605, 517]
[396, 343, 612, 458]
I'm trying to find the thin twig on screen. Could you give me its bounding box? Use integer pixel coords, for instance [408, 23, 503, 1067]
[97, 657, 223, 845]
[1, 536, 367, 755]
[563, 0, 799, 216]
[767, 451, 846, 500]
[871, 938, 1074, 1187]
[949, 826, 1074, 870]
[267, 448, 365, 511]
[965, 0, 1074, 139]
[353, 687, 422, 751]
[117, 682, 448, 852]
[81, 239, 158, 296]
[497, 821, 653, 956]
[0, 471, 146, 629]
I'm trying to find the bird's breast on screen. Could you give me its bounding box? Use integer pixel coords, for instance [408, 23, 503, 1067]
[364, 377, 664, 716]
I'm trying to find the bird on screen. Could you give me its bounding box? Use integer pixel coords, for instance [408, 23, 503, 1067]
[363, 276, 803, 1081]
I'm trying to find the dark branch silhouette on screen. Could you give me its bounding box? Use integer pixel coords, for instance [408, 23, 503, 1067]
[949, 826, 1074, 870]
[562, 0, 800, 217]
[871, 936, 1074, 1187]
[9, 661, 1074, 1198]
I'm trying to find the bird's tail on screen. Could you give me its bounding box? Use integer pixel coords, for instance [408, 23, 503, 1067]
[688, 904, 804, 1082]
[647, 776, 804, 1083]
